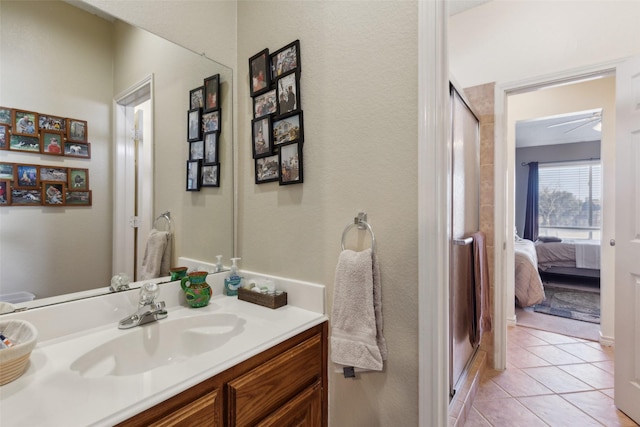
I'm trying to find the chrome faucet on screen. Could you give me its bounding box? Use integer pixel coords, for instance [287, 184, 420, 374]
[118, 283, 168, 329]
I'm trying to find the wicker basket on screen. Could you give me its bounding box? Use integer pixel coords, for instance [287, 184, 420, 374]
[0, 319, 38, 386]
[237, 287, 287, 309]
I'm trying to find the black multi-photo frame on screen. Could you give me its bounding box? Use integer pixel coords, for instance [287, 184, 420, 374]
[186, 73, 222, 191]
[248, 40, 304, 186]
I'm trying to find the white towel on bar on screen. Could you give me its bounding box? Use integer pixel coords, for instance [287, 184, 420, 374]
[331, 248, 387, 373]
[575, 242, 600, 269]
[139, 228, 172, 280]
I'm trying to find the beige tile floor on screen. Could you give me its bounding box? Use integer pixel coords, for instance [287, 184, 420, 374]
[465, 325, 638, 426]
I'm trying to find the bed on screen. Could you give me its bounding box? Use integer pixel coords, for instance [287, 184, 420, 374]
[535, 239, 601, 280]
[514, 239, 545, 307]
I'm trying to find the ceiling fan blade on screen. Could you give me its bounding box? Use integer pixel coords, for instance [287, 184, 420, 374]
[564, 117, 601, 133]
[547, 117, 591, 128]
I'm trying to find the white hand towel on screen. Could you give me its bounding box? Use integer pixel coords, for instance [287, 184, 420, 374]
[139, 228, 172, 280]
[331, 248, 386, 372]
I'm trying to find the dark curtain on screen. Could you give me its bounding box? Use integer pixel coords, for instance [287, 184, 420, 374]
[523, 162, 539, 241]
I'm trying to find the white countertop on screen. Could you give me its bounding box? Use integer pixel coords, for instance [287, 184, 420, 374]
[0, 273, 326, 427]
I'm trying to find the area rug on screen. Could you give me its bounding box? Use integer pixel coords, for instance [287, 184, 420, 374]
[534, 285, 600, 324]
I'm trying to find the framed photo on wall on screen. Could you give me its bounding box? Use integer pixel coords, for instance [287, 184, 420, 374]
[202, 110, 220, 133]
[14, 164, 39, 189]
[40, 166, 67, 182]
[9, 135, 40, 153]
[0, 180, 11, 206]
[187, 108, 202, 142]
[66, 190, 92, 206]
[64, 141, 91, 158]
[189, 86, 204, 110]
[203, 74, 220, 112]
[279, 141, 303, 185]
[271, 40, 300, 79]
[249, 48, 271, 97]
[39, 114, 66, 133]
[41, 130, 65, 155]
[201, 163, 220, 187]
[0, 124, 8, 150]
[272, 111, 303, 147]
[276, 71, 300, 115]
[189, 140, 204, 161]
[252, 115, 272, 158]
[11, 189, 41, 206]
[0, 107, 12, 125]
[0, 163, 14, 180]
[12, 109, 38, 137]
[255, 154, 279, 184]
[42, 181, 66, 206]
[67, 118, 87, 143]
[203, 131, 219, 164]
[253, 89, 277, 119]
[186, 159, 201, 191]
[68, 168, 89, 190]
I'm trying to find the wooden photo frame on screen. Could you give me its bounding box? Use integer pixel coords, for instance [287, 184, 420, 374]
[276, 71, 300, 115]
[279, 141, 303, 185]
[249, 48, 271, 97]
[202, 110, 220, 133]
[42, 181, 66, 205]
[0, 180, 11, 206]
[68, 168, 89, 190]
[187, 108, 202, 142]
[201, 163, 220, 188]
[12, 109, 38, 137]
[0, 163, 14, 181]
[203, 131, 219, 164]
[39, 114, 66, 133]
[252, 115, 272, 159]
[40, 166, 68, 183]
[190, 86, 204, 110]
[186, 159, 201, 191]
[66, 190, 92, 206]
[64, 141, 91, 158]
[203, 74, 220, 112]
[271, 40, 300, 79]
[14, 164, 39, 189]
[41, 130, 65, 155]
[11, 189, 41, 206]
[9, 135, 39, 153]
[273, 111, 304, 147]
[0, 107, 12, 125]
[255, 154, 279, 184]
[67, 118, 87, 143]
[189, 140, 204, 161]
[253, 88, 277, 119]
[0, 124, 9, 150]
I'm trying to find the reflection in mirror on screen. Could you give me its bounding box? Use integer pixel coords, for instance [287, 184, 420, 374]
[0, 0, 233, 313]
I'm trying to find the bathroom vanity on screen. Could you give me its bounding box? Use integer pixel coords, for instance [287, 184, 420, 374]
[0, 272, 327, 426]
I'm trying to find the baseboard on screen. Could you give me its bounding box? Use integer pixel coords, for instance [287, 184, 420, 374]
[507, 314, 517, 327]
[599, 332, 614, 347]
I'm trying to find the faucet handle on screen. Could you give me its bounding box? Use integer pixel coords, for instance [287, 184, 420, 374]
[139, 282, 159, 306]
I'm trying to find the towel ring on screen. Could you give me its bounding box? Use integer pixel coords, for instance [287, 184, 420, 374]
[153, 211, 173, 232]
[341, 212, 376, 254]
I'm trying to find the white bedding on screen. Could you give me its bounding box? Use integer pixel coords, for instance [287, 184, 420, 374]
[535, 240, 601, 271]
[514, 239, 545, 307]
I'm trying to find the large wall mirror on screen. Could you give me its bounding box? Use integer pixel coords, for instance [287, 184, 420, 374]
[0, 1, 234, 311]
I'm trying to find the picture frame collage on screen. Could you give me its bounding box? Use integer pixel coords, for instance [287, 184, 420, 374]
[0, 106, 92, 207]
[187, 74, 221, 191]
[0, 106, 91, 158]
[249, 40, 304, 185]
[0, 162, 92, 206]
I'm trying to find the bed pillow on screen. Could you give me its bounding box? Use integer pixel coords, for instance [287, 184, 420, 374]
[537, 236, 562, 243]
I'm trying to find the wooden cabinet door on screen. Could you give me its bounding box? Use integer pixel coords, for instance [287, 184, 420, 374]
[256, 382, 322, 427]
[149, 389, 219, 427]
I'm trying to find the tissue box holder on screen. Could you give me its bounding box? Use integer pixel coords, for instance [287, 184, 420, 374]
[237, 288, 287, 309]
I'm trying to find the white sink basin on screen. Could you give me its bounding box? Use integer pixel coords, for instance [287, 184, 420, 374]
[70, 312, 245, 378]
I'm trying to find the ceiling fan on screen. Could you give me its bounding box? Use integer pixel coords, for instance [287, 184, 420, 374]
[547, 110, 602, 133]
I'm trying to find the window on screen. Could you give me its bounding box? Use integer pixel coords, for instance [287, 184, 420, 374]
[538, 160, 601, 240]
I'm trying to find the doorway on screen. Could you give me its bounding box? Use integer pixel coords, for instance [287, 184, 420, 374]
[113, 76, 154, 281]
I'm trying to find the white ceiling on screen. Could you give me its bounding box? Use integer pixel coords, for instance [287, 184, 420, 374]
[515, 109, 602, 148]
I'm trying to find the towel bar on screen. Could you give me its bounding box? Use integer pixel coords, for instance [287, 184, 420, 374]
[453, 237, 473, 246]
[153, 211, 173, 232]
[341, 212, 376, 253]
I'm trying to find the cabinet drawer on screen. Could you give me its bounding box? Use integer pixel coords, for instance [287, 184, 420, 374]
[256, 381, 322, 427]
[227, 333, 322, 426]
[149, 389, 219, 427]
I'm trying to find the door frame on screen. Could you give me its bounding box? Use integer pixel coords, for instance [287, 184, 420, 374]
[113, 75, 154, 279]
[493, 59, 622, 369]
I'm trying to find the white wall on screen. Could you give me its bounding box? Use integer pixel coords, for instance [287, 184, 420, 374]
[0, 1, 113, 298]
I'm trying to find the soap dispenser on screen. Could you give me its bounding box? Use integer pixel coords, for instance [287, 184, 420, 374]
[215, 255, 223, 273]
[224, 258, 243, 296]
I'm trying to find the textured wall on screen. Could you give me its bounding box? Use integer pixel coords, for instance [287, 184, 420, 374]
[236, 2, 420, 425]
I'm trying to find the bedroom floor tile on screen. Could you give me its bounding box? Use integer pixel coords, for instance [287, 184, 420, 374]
[465, 326, 638, 427]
